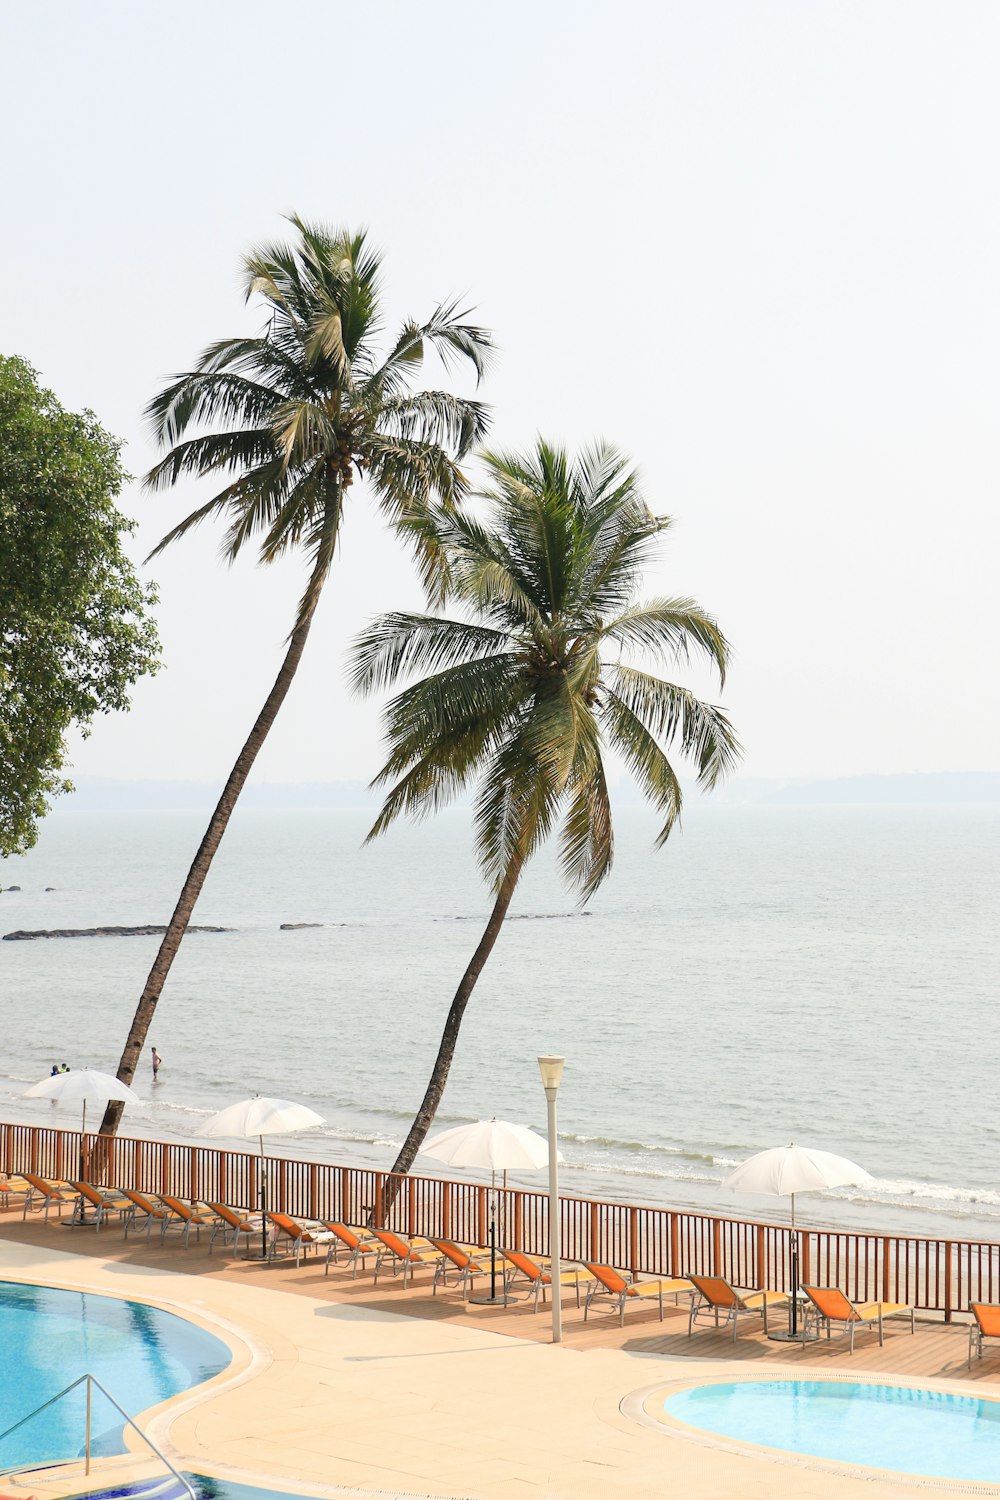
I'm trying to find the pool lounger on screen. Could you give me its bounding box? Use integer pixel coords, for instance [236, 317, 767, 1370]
[502, 1249, 596, 1312]
[68, 1180, 132, 1230]
[686, 1273, 787, 1340]
[801, 1285, 915, 1351]
[322, 1221, 379, 1277]
[583, 1263, 692, 1325]
[969, 1302, 1000, 1367]
[266, 1211, 336, 1266]
[21, 1172, 79, 1222]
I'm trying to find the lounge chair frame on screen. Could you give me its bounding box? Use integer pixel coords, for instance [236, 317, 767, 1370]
[501, 1250, 595, 1312]
[120, 1189, 171, 1241]
[968, 1303, 1000, 1367]
[801, 1285, 915, 1353]
[266, 1212, 335, 1267]
[583, 1263, 692, 1326]
[686, 1274, 785, 1341]
[322, 1222, 378, 1278]
[68, 1181, 131, 1230]
[206, 1202, 257, 1256]
[157, 1195, 217, 1247]
[429, 1240, 490, 1299]
[370, 1229, 440, 1287]
[21, 1173, 78, 1223]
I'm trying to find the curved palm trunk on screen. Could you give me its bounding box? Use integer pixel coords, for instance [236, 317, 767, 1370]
[383, 854, 524, 1213]
[98, 549, 331, 1138]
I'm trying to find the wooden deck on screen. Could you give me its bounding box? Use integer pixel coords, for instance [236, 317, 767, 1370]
[4, 1206, 999, 1388]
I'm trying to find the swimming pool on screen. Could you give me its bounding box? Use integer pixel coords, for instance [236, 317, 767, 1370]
[665, 1378, 1000, 1483]
[0, 1280, 231, 1470]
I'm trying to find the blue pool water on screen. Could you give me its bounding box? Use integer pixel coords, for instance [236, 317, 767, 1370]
[665, 1379, 1000, 1483]
[0, 1280, 230, 1469]
[71, 1478, 330, 1500]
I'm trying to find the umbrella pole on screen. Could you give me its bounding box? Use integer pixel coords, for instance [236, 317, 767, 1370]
[470, 1169, 516, 1305]
[259, 1134, 268, 1262]
[789, 1193, 797, 1337]
[490, 1172, 497, 1300]
[767, 1191, 816, 1342]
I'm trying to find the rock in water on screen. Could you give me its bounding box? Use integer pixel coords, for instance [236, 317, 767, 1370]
[2, 924, 232, 942]
[279, 922, 324, 930]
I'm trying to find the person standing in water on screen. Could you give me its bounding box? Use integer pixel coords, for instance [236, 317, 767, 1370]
[151, 1047, 162, 1080]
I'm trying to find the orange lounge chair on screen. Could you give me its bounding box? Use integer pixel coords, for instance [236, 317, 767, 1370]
[120, 1188, 172, 1241]
[157, 1195, 217, 1247]
[370, 1229, 441, 1287]
[0, 1175, 28, 1211]
[583, 1263, 693, 1326]
[205, 1202, 258, 1256]
[502, 1250, 596, 1311]
[68, 1181, 131, 1230]
[266, 1211, 336, 1266]
[322, 1222, 379, 1278]
[969, 1303, 1000, 1367]
[427, 1239, 493, 1299]
[21, 1173, 78, 1222]
[802, 1285, 914, 1352]
[687, 1273, 786, 1340]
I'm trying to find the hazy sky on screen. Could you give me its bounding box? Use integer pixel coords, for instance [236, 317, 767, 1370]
[4, 1, 998, 788]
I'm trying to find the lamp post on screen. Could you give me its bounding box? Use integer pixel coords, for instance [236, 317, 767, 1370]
[537, 1054, 565, 1344]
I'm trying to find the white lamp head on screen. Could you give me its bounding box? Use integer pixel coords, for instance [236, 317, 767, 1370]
[537, 1055, 565, 1094]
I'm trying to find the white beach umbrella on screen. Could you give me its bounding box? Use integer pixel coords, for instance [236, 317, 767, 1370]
[723, 1142, 874, 1341]
[23, 1068, 140, 1136]
[421, 1118, 564, 1303]
[201, 1096, 325, 1259]
[422, 1118, 564, 1173]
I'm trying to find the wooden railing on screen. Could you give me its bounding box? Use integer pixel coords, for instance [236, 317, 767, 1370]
[2, 1120, 994, 1321]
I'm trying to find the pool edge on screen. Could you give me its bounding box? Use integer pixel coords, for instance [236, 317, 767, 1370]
[622, 1370, 1000, 1496]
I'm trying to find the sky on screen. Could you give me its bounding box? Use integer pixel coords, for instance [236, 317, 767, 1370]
[3, 1, 999, 789]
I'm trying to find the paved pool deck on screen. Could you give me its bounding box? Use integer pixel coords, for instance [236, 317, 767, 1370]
[1, 1231, 998, 1500]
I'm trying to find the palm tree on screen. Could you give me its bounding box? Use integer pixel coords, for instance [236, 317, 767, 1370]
[350, 439, 740, 1180]
[100, 217, 492, 1136]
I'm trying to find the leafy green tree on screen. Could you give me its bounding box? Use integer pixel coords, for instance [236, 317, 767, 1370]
[0, 356, 159, 859]
[101, 218, 491, 1135]
[351, 440, 740, 1178]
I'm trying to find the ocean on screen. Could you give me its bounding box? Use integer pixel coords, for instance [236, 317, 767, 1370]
[1, 800, 998, 1243]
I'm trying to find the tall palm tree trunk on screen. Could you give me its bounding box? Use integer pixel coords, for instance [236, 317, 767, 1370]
[383, 853, 524, 1211]
[99, 550, 330, 1138]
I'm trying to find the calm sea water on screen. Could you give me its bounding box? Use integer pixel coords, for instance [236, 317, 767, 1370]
[1, 801, 998, 1242]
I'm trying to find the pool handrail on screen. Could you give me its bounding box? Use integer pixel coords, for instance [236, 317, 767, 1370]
[0, 1371, 197, 1500]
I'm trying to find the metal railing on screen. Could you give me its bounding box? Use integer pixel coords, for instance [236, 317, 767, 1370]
[2, 1119, 995, 1320]
[0, 1371, 196, 1499]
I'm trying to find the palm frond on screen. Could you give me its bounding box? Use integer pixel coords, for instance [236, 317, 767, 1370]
[145, 370, 283, 449]
[600, 688, 685, 843]
[145, 458, 290, 562]
[144, 430, 277, 491]
[473, 739, 564, 891]
[560, 754, 613, 900]
[601, 599, 730, 682]
[419, 298, 494, 385]
[350, 613, 510, 696]
[608, 665, 741, 789]
[366, 434, 468, 513]
[374, 391, 490, 458]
